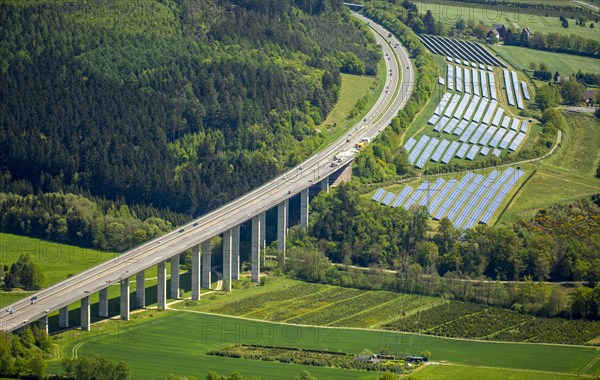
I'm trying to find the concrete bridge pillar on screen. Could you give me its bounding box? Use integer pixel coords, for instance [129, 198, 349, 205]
[277, 200, 288, 257]
[59, 306, 69, 328]
[222, 229, 232, 291]
[38, 316, 48, 335]
[120, 278, 130, 321]
[170, 254, 180, 299]
[321, 176, 330, 193]
[81, 296, 90, 331]
[99, 288, 109, 317]
[202, 240, 212, 288]
[251, 215, 261, 282]
[259, 212, 266, 249]
[157, 261, 167, 310]
[300, 188, 309, 229]
[191, 244, 201, 300]
[136, 271, 145, 308]
[232, 225, 240, 280]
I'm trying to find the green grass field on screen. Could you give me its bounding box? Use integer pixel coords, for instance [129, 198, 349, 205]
[415, 1, 600, 40]
[490, 45, 600, 76]
[413, 364, 587, 380]
[47, 310, 600, 379]
[498, 112, 600, 224]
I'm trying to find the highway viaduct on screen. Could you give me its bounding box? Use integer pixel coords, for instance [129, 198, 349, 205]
[0, 12, 415, 334]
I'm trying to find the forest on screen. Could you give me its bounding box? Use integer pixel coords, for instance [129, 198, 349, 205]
[0, 0, 379, 217]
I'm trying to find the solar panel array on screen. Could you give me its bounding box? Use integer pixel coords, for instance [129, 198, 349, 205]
[418, 35, 506, 67]
[488, 71, 498, 100]
[521, 81, 530, 100]
[503, 69, 515, 106]
[415, 138, 440, 168]
[373, 169, 525, 229]
[511, 71, 524, 110]
[372, 188, 386, 202]
[447, 64, 454, 91]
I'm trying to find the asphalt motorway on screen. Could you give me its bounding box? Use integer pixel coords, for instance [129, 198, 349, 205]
[0, 13, 415, 332]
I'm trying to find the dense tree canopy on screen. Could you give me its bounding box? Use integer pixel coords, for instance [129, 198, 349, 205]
[0, 0, 379, 217]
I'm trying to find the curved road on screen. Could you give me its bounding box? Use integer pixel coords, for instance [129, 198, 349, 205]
[0, 13, 415, 332]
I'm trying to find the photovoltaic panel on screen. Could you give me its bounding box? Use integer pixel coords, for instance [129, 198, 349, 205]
[471, 68, 480, 96]
[521, 120, 529, 133]
[446, 174, 484, 222]
[480, 69, 489, 98]
[438, 76, 445, 85]
[501, 116, 511, 129]
[453, 119, 469, 135]
[459, 122, 478, 142]
[415, 138, 440, 168]
[464, 168, 514, 229]
[432, 171, 475, 220]
[480, 169, 525, 224]
[392, 186, 413, 207]
[492, 148, 501, 157]
[478, 126, 497, 146]
[404, 137, 417, 152]
[503, 69, 515, 106]
[404, 181, 431, 210]
[443, 94, 462, 118]
[489, 128, 508, 148]
[381, 192, 396, 206]
[433, 116, 450, 132]
[431, 139, 450, 162]
[499, 130, 517, 149]
[508, 132, 526, 151]
[418, 177, 446, 207]
[480, 147, 490, 156]
[465, 145, 480, 160]
[428, 114, 441, 125]
[456, 66, 463, 92]
[454, 170, 500, 229]
[471, 62, 477, 68]
[469, 124, 488, 144]
[491, 108, 504, 127]
[479, 63, 485, 70]
[454, 94, 472, 120]
[481, 100, 498, 125]
[521, 81, 530, 100]
[441, 141, 460, 163]
[428, 178, 458, 214]
[512, 71, 524, 109]
[372, 188, 386, 202]
[464, 68, 471, 94]
[408, 135, 430, 164]
[463, 60, 469, 66]
[443, 118, 461, 134]
[462, 96, 481, 120]
[447, 64, 454, 91]
[510, 118, 521, 131]
[434, 92, 453, 115]
[455, 142, 470, 158]
[488, 71, 498, 100]
[487, 65, 493, 71]
[471, 98, 490, 123]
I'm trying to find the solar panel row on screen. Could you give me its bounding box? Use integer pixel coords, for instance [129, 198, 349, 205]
[521, 81, 530, 100]
[455, 142, 470, 158]
[508, 132, 526, 151]
[431, 139, 450, 162]
[471, 68, 480, 97]
[488, 71, 498, 100]
[444, 94, 462, 118]
[480, 169, 525, 224]
[392, 186, 413, 207]
[447, 64, 454, 91]
[480, 70, 489, 98]
[446, 174, 484, 221]
[454, 94, 472, 120]
[418, 178, 446, 207]
[434, 92, 453, 115]
[503, 69, 515, 106]
[404, 181, 431, 210]
[441, 141, 461, 164]
[382, 192, 396, 206]
[456, 66, 463, 92]
[433, 171, 475, 220]
[471, 98, 489, 123]
[428, 178, 458, 214]
[453, 119, 469, 135]
[501, 116, 511, 129]
[418, 35, 506, 67]
[468, 124, 487, 144]
[491, 108, 504, 127]
[428, 114, 441, 125]
[415, 138, 440, 168]
[433, 116, 450, 132]
[404, 137, 417, 152]
[464, 67, 471, 94]
[489, 128, 507, 148]
[510, 118, 521, 131]
[372, 188, 386, 202]
[408, 135, 430, 164]
[499, 130, 517, 149]
[521, 120, 529, 133]
[480, 146, 490, 156]
[443, 118, 460, 134]
[481, 100, 498, 125]
[462, 96, 481, 121]
[455, 170, 500, 229]
[511, 71, 524, 110]
[465, 145, 480, 160]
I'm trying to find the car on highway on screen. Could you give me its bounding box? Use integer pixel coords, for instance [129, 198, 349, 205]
[193, 222, 198, 226]
[6, 307, 14, 314]
[30, 296, 37, 304]
[179, 228, 184, 233]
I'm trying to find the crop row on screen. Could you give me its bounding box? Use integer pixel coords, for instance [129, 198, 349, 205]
[527, 319, 600, 345]
[383, 302, 486, 332]
[287, 291, 399, 326]
[244, 287, 364, 321]
[331, 294, 445, 329]
[428, 308, 530, 338]
[211, 282, 323, 315]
